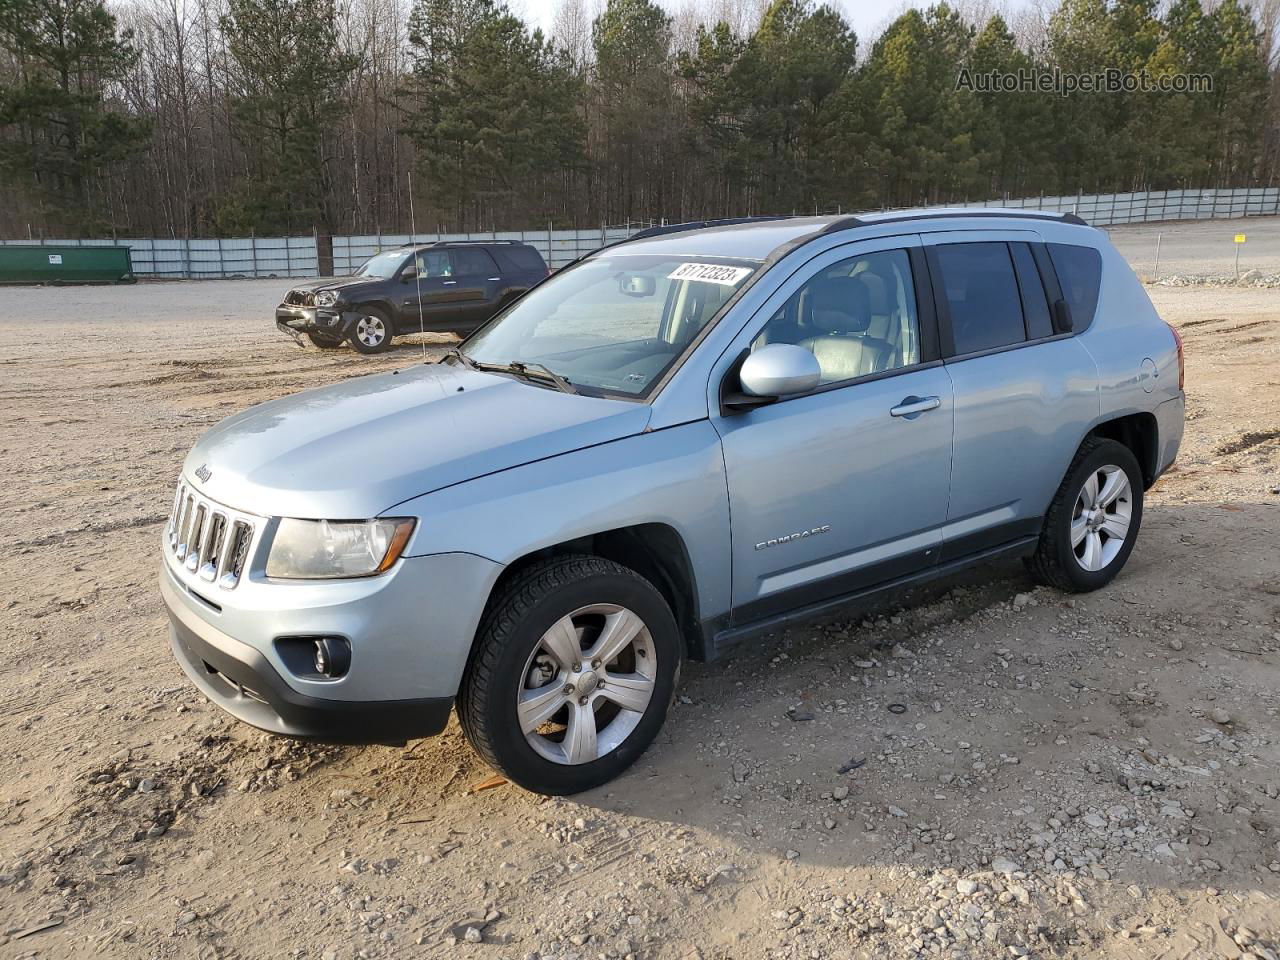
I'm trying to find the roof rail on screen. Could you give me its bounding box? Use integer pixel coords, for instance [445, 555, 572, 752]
[399, 239, 521, 248]
[818, 209, 1089, 235]
[432, 238, 520, 246]
[627, 216, 797, 242]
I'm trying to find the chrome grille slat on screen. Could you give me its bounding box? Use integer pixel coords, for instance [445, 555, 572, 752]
[214, 516, 236, 582]
[184, 505, 205, 571]
[175, 493, 195, 560]
[200, 513, 226, 581]
[166, 479, 259, 591]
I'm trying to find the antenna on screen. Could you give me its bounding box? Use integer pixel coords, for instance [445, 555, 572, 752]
[408, 167, 428, 362]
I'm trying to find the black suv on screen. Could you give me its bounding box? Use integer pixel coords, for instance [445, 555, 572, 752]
[275, 240, 550, 353]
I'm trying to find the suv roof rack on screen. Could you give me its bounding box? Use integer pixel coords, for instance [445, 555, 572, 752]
[627, 216, 798, 242]
[433, 239, 520, 245]
[399, 239, 522, 248]
[817, 209, 1089, 235]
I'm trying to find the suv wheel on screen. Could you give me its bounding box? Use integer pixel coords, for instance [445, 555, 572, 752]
[1027, 436, 1144, 592]
[348, 307, 392, 354]
[459, 556, 680, 795]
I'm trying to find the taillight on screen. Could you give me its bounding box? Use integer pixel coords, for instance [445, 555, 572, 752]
[1169, 324, 1185, 390]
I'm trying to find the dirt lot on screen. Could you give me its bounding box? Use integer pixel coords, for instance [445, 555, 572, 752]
[1, 219, 1278, 960]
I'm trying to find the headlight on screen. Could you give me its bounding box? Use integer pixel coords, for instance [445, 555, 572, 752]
[266, 518, 415, 579]
[315, 290, 340, 308]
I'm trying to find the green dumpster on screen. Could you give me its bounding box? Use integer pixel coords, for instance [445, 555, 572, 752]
[0, 245, 134, 284]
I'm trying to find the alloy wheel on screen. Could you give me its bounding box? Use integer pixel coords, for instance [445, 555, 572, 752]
[1070, 464, 1132, 572]
[355, 315, 386, 347]
[516, 603, 657, 765]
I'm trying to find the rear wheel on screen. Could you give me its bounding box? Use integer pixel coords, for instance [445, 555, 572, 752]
[1026, 437, 1144, 592]
[348, 307, 393, 354]
[458, 556, 680, 795]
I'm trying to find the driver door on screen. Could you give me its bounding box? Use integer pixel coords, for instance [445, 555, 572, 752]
[401, 250, 459, 328]
[711, 236, 955, 625]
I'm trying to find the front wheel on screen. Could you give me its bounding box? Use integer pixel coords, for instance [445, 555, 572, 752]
[1026, 436, 1144, 592]
[458, 556, 680, 795]
[307, 331, 344, 349]
[347, 307, 393, 354]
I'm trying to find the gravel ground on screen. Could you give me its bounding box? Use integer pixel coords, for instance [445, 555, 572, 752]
[0, 219, 1278, 960]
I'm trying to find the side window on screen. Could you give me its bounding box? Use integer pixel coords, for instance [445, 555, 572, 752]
[1047, 243, 1102, 332]
[415, 251, 453, 277]
[452, 248, 499, 276]
[1010, 242, 1054, 340]
[751, 248, 921, 385]
[499, 245, 548, 273]
[933, 242, 1026, 355]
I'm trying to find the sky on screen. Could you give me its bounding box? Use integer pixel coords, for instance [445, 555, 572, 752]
[511, 0, 1042, 49]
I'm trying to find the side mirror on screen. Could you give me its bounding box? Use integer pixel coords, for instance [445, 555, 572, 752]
[400, 267, 418, 283]
[723, 344, 821, 413]
[741, 344, 821, 397]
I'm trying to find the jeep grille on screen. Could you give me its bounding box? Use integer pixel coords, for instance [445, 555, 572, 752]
[167, 482, 258, 589]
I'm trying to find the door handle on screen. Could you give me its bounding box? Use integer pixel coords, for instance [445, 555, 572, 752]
[890, 395, 941, 418]
[487, 277, 500, 281]
[442, 280, 457, 286]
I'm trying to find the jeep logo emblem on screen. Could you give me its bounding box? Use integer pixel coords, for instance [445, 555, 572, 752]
[194, 463, 212, 483]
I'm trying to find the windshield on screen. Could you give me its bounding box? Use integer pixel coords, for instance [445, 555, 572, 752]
[356, 250, 409, 279]
[463, 254, 761, 397]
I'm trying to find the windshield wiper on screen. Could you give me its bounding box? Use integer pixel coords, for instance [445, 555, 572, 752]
[442, 346, 479, 371]
[444, 348, 576, 395]
[506, 361, 577, 395]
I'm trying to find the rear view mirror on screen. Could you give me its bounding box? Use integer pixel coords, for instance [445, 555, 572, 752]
[400, 267, 418, 283]
[618, 273, 656, 297]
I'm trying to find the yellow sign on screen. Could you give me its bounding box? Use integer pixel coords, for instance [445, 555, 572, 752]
[1234, 234, 1247, 243]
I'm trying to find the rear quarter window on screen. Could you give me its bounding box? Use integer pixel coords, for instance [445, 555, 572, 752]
[497, 245, 549, 274]
[1047, 243, 1102, 332]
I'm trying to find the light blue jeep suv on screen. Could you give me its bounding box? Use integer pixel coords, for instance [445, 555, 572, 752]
[161, 210, 1185, 794]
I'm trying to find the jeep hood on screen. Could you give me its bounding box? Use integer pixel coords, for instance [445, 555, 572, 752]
[183, 363, 652, 519]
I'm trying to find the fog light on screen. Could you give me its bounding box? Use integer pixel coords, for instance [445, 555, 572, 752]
[313, 637, 350, 678]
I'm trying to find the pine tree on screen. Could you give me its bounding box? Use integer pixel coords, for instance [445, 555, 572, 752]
[218, 0, 359, 233]
[0, 0, 150, 232]
[590, 0, 680, 220]
[968, 14, 1056, 199]
[404, 0, 583, 229]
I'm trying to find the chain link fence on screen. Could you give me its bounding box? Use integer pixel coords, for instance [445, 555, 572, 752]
[2, 188, 1276, 279]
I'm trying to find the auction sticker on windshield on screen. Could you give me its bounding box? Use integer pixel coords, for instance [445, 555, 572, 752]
[667, 262, 753, 285]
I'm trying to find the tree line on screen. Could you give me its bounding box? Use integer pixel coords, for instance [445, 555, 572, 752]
[0, 0, 1276, 238]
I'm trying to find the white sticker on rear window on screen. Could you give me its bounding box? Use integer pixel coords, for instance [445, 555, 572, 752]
[667, 262, 752, 286]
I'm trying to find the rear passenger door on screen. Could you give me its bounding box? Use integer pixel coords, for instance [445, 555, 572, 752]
[446, 247, 503, 328]
[921, 231, 1099, 559]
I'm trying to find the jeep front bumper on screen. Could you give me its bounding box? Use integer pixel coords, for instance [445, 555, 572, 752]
[160, 545, 503, 745]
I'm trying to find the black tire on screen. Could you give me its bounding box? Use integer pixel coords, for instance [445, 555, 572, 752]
[347, 307, 393, 354]
[306, 331, 344, 349]
[458, 555, 681, 795]
[1026, 436, 1144, 592]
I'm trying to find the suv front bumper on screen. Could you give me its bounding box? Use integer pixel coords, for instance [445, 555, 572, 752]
[168, 602, 452, 744]
[276, 304, 347, 342]
[161, 541, 503, 746]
